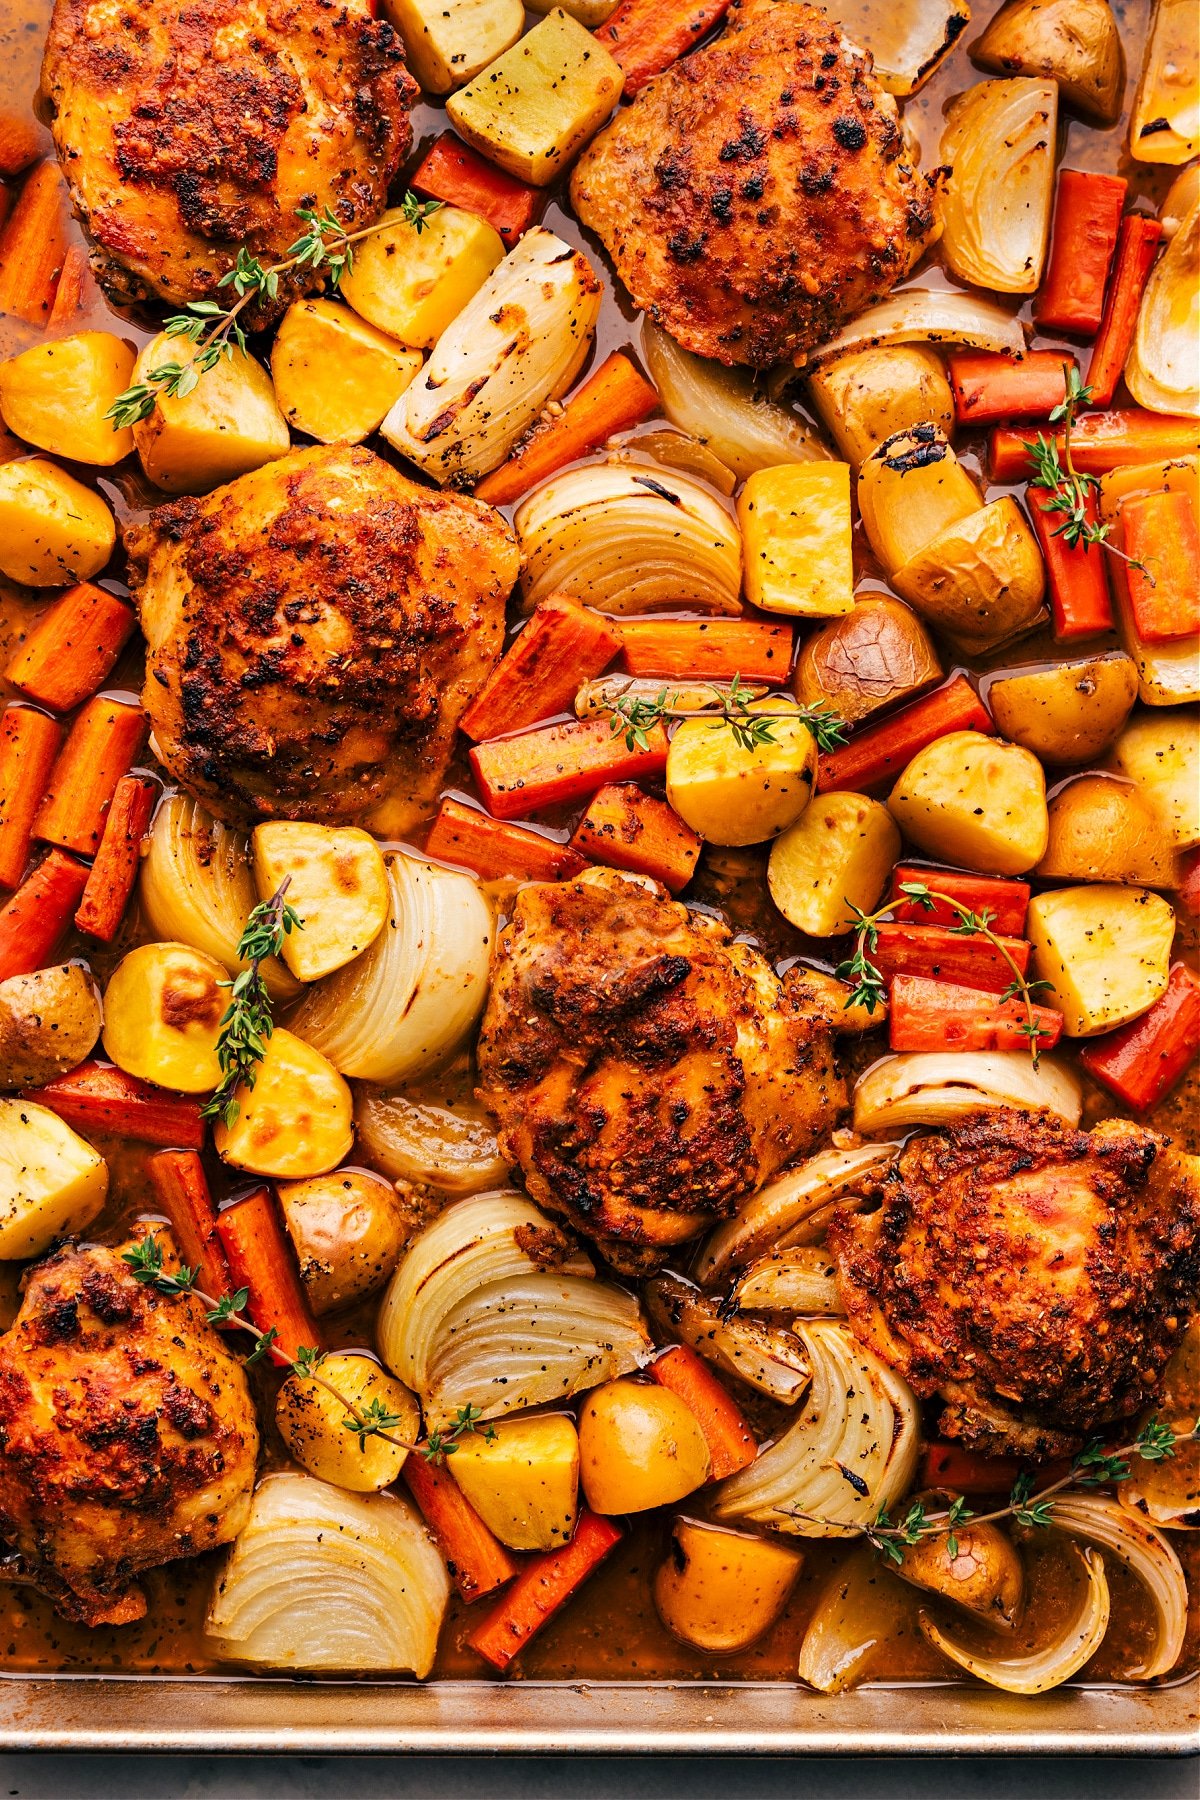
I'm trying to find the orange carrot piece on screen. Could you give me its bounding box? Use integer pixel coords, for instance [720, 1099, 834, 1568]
[890, 866, 1030, 936]
[889, 974, 1062, 1054]
[1120, 490, 1200, 643]
[403, 1455, 519, 1603]
[475, 352, 658, 508]
[648, 1344, 756, 1479]
[920, 1443, 1024, 1494]
[23, 1059, 205, 1149]
[0, 161, 70, 325]
[0, 847, 89, 980]
[0, 110, 44, 179]
[619, 618, 793, 683]
[1034, 169, 1126, 336]
[75, 774, 157, 942]
[1028, 484, 1114, 640]
[0, 705, 62, 890]
[46, 242, 98, 332]
[870, 923, 1031, 995]
[990, 410, 1200, 484]
[216, 1186, 320, 1363]
[1080, 964, 1200, 1113]
[1176, 847, 1200, 919]
[426, 797, 587, 883]
[467, 1511, 623, 1669]
[570, 782, 700, 893]
[7, 582, 137, 712]
[470, 716, 669, 820]
[816, 676, 993, 794]
[947, 351, 1074, 426]
[1085, 215, 1163, 408]
[147, 1150, 233, 1299]
[411, 132, 542, 248]
[596, 0, 732, 94]
[33, 696, 147, 856]
[460, 596, 623, 740]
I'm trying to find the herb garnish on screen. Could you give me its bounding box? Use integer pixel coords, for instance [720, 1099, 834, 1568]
[602, 673, 847, 756]
[200, 880, 302, 1129]
[1023, 364, 1150, 578]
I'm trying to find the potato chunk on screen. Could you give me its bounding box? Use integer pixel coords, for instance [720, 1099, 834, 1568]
[1038, 776, 1178, 886]
[0, 457, 115, 586]
[449, 1413, 580, 1551]
[792, 596, 942, 726]
[578, 1379, 709, 1515]
[0, 963, 101, 1090]
[101, 941, 226, 1093]
[0, 332, 136, 466]
[252, 822, 389, 982]
[1027, 885, 1175, 1036]
[1110, 708, 1200, 849]
[214, 1028, 353, 1178]
[447, 9, 623, 186]
[270, 301, 422, 445]
[0, 1098, 108, 1259]
[131, 333, 290, 495]
[808, 346, 954, 470]
[666, 701, 818, 846]
[340, 205, 505, 350]
[887, 731, 1049, 876]
[768, 792, 900, 936]
[654, 1518, 802, 1654]
[738, 463, 853, 617]
[857, 425, 981, 577]
[988, 653, 1138, 764]
[276, 1352, 419, 1492]
[277, 1169, 408, 1315]
[891, 497, 1045, 651]
[382, 0, 524, 92]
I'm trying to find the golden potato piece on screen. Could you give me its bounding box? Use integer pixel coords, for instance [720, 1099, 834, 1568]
[339, 205, 505, 350]
[894, 1516, 1023, 1627]
[578, 1379, 709, 1515]
[1110, 707, 1200, 850]
[131, 333, 290, 495]
[887, 731, 1049, 876]
[0, 1098, 108, 1259]
[856, 425, 980, 578]
[976, 0, 1124, 125]
[0, 332, 136, 466]
[252, 822, 389, 982]
[891, 497, 1045, 651]
[666, 700, 817, 846]
[214, 1027, 353, 1178]
[382, 0, 524, 92]
[808, 346, 954, 470]
[277, 1168, 408, 1315]
[738, 463, 853, 618]
[449, 1413, 580, 1551]
[102, 941, 226, 1094]
[1027, 884, 1175, 1036]
[1038, 776, 1178, 886]
[275, 1351, 419, 1492]
[988, 654, 1138, 765]
[654, 1518, 802, 1654]
[0, 457, 115, 586]
[767, 792, 900, 937]
[0, 964, 101, 1090]
[792, 595, 941, 727]
[270, 300, 422, 445]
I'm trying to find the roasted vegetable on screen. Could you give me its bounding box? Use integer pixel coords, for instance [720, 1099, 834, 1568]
[767, 792, 899, 937]
[895, 1516, 1024, 1628]
[0, 457, 115, 586]
[276, 1353, 419, 1492]
[887, 733, 1050, 876]
[1130, 0, 1198, 164]
[975, 0, 1124, 124]
[0, 332, 136, 465]
[339, 204, 504, 350]
[578, 1379, 710, 1515]
[353, 1088, 509, 1196]
[1027, 884, 1176, 1035]
[130, 334, 290, 495]
[737, 463, 853, 617]
[654, 1518, 802, 1654]
[1110, 708, 1200, 849]
[940, 79, 1058, 293]
[643, 321, 828, 479]
[449, 1413, 580, 1551]
[276, 1170, 409, 1316]
[666, 701, 817, 846]
[1038, 776, 1178, 885]
[807, 346, 954, 470]
[382, 0, 524, 92]
[213, 1028, 354, 1178]
[0, 963, 101, 1090]
[892, 496, 1045, 651]
[0, 1096, 108, 1258]
[101, 941, 225, 1094]
[818, 0, 969, 95]
[987, 654, 1139, 764]
[1125, 199, 1199, 418]
[857, 424, 981, 577]
[792, 596, 942, 726]
[1098, 459, 1200, 703]
[269, 301, 422, 445]
[252, 823, 389, 983]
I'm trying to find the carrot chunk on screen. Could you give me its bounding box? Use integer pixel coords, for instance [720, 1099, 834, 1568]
[23, 1059, 205, 1149]
[460, 596, 622, 740]
[990, 411, 1200, 484]
[411, 131, 542, 248]
[75, 774, 158, 941]
[426, 797, 586, 883]
[889, 975, 1063, 1054]
[596, 0, 732, 94]
[648, 1344, 756, 1479]
[1079, 964, 1200, 1113]
[0, 848, 88, 980]
[816, 676, 993, 794]
[619, 618, 793, 683]
[920, 1443, 1023, 1494]
[474, 353, 658, 508]
[470, 716, 669, 819]
[1028, 485, 1114, 640]
[570, 782, 700, 893]
[33, 696, 147, 856]
[0, 110, 44, 178]
[467, 1511, 622, 1669]
[1034, 169, 1126, 337]
[1176, 847, 1200, 919]
[890, 866, 1030, 936]
[0, 705, 62, 890]
[0, 161, 71, 325]
[403, 1455, 519, 1604]
[216, 1186, 320, 1363]
[1120, 489, 1200, 643]
[7, 582, 136, 712]
[147, 1150, 233, 1299]
[948, 351, 1074, 426]
[45, 243, 99, 332]
[1085, 215, 1163, 408]
[869, 923, 1031, 996]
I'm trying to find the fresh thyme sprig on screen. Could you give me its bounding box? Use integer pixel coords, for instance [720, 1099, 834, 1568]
[835, 880, 1054, 1065]
[602, 674, 847, 756]
[200, 881, 302, 1129]
[122, 1232, 492, 1464]
[107, 193, 443, 429]
[1023, 365, 1150, 578]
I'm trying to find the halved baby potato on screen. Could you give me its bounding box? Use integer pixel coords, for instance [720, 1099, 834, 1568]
[339, 204, 505, 350]
[791, 595, 943, 726]
[252, 822, 389, 982]
[856, 424, 981, 576]
[888, 732, 1049, 876]
[1038, 776, 1178, 886]
[988, 653, 1139, 765]
[767, 792, 900, 937]
[1109, 708, 1200, 850]
[666, 701, 818, 846]
[270, 300, 423, 445]
[0, 457, 116, 585]
[0, 331, 136, 466]
[1027, 884, 1175, 1035]
[449, 1412, 580, 1551]
[654, 1518, 803, 1654]
[891, 497, 1045, 651]
[578, 1379, 710, 1515]
[808, 345, 955, 470]
[275, 1351, 419, 1492]
[102, 941, 226, 1093]
[213, 1027, 353, 1178]
[0, 1097, 108, 1259]
[277, 1168, 409, 1315]
[131, 333, 290, 495]
[0, 963, 101, 1090]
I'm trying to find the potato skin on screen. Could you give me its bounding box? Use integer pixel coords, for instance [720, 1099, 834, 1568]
[808, 346, 954, 470]
[894, 1516, 1023, 1627]
[101, 941, 226, 1093]
[887, 731, 1049, 875]
[1038, 776, 1178, 886]
[0, 964, 101, 1090]
[275, 1352, 418, 1492]
[975, 0, 1123, 124]
[891, 497, 1045, 650]
[654, 1518, 802, 1653]
[276, 1168, 408, 1315]
[792, 596, 942, 726]
[578, 1379, 710, 1515]
[988, 654, 1138, 765]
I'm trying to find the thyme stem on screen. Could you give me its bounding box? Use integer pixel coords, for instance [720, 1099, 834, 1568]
[601, 674, 847, 756]
[200, 880, 302, 1129]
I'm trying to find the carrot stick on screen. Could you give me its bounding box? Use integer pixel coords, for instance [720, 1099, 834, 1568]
[888, 974, 1062, 1054]
[403, 1455, 519, 1603]
[870, 922, 1031, 995]
[46, 243, 98, 332]
[474, 353, 658, 508]
[467, 1510, 623, 1669]
[619, 618, 793, 683]
[147, 1150, 233, 1299]
[1085, 215, 1163, 408]
[460, 596, 622, 740]
[0, 705, 62, 890]
[0, 847, 89, 980]
[23, 1059, 205, 1148]
[425, 797, 587, 883]
[0, 161, 70, 326]
[648, 1344, 756, 1479]
[570, 782, 700, 893]
[1079, 964, 1200, 1113]
[989, 410, 1199, 484]
[920, 1443, 1024, 1494]
[75, 774, 157, 942]
[947, 351, 1074, 427]
[33, 696, 147, 856]
[7, 582, 137, 712]
[470, 715, 669, 820]
[1034, 169, 1126, 337]
[816, 675, 993, 794]
[215, 1185, 320, 1363]
[1120, 489, 1200, 643]
[1176, 847, 1200, 919]
[0, 110, 44, 179]
[411, 132, 543, 249]
[891, 866, 1030, 936]
[596, 0, 732, 94]
[1028, 485, 1114, 640]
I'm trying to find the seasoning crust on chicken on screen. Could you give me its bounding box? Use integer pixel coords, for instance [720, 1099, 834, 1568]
[124, 444, 518, 832]
[829, 1110, 1200, 1457]
[40, 0, 416, 317]
[0, 1242, 259, 1626]
[476, 867, 847, 1273]
[570, 0, 939, 367]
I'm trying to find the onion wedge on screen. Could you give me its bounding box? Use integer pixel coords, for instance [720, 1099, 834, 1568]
[831, 0, 971, 97]
[1126, 202, 1200, 418]
[732, 1247, 845, 1318]
[695, 1143, 898, 1287]
[644, 1273, 812, 1405]
[939, 80, 1059, 294]
[353, 1088, 510, 1196]
[920, 1544, 1111, 1694]
[803, 289, 1025, 372]
[1130, 0, 1199, 165]
[853, 1051, 1083, 1134]
[643, 322, 829, 479]
[1049, 1494, 1187, 1679]
[797, 1542, 917, 1692]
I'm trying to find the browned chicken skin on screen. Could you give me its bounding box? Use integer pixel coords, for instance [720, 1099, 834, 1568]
[571, 0, 939, 367]
[40, 0, 416, 317]
[829, 1111, 1200, 1457]
[476, 868, 846, 1272]
[124, 444, 518, 831]
[0, 1242, 258, 1626]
